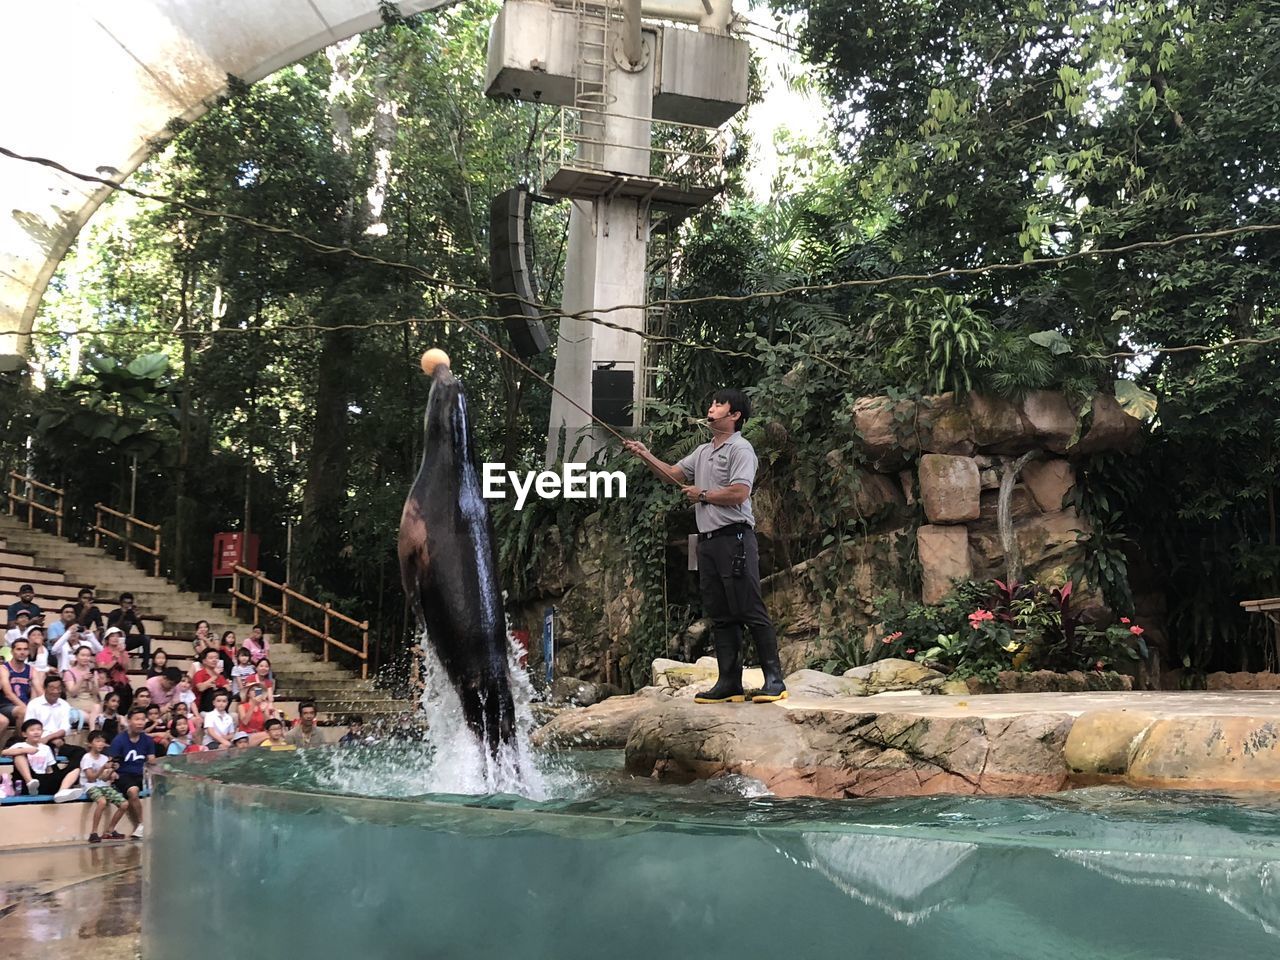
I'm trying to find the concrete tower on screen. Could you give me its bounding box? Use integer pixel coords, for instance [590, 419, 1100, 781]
[484, 0, 749, 464]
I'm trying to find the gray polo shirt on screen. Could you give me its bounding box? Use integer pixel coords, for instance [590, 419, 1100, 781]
[676, 431, 758, 533]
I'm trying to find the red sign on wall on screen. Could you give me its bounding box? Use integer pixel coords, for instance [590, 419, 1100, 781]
[212, 532, 260, 578]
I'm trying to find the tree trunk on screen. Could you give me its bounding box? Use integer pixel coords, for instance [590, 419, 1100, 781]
[295, 37, 400, 592]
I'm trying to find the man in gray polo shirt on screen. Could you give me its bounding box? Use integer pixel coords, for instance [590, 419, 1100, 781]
[624, 388, 786, 703]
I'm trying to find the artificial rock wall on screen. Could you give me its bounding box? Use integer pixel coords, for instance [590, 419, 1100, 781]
[513, 390, 1144, 686]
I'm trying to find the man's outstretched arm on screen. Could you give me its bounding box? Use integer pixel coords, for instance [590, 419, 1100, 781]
[622, 439, 686, 485]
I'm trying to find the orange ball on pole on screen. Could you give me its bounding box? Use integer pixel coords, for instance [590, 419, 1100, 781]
[420, 348, 451, 376]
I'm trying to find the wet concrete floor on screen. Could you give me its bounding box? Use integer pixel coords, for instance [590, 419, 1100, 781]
[0, 843, 141, 958]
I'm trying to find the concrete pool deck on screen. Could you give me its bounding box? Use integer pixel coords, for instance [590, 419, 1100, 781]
[0, 844, 141, 957]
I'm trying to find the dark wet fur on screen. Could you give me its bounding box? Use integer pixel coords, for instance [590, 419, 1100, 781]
[399, 366, 515, 755]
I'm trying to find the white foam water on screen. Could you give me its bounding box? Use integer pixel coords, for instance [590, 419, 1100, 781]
[410, 627, 560, 799]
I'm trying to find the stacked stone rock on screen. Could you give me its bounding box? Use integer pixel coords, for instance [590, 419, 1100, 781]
[852, 390, 1142, 604]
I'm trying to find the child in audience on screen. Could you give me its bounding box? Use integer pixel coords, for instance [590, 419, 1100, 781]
[81, 731, 128, 843]
[259, 717, 296, 751]
[2, 718, 83, 801]
[217, 631, 237, 677]
[166, 716, 197, 754]
[105, 708, 157, 840]
[96, 691, 122, 740]
[172, 697, 200, 738]
[230, 647, 255, 700]
[202, 690, 237, 749]
[338, 716, 370, 746]
[147, 648, 170, 679]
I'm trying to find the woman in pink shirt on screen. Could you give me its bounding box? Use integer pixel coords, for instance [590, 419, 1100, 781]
[62, 644, 102, 729]
[242, 625, 270, 664]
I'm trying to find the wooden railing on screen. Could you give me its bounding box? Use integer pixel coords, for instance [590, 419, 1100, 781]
[230, 564, 370, 678]
[6, 471, 65, 537]
[93, 502, 162, 577]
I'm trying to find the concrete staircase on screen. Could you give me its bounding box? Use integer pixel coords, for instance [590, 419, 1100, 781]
[0, 512, 415, 726]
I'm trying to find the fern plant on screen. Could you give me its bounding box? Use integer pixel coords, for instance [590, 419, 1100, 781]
[878, 288, 994, 395]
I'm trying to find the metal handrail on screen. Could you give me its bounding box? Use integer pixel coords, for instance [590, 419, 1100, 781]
[93, 502, 162, 577]
[6, 471, 65, 537]
[229, 564, 370, 678]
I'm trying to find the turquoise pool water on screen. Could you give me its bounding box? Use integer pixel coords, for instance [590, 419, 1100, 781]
[145, 747, 1280, 959]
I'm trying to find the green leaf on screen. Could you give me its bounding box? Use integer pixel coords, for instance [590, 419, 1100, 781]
[1028, 330, 1073, 355]
[126, 353, 169, 380]
[1114, 380, 1158, 421]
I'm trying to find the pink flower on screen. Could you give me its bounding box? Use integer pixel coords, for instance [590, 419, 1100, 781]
[882, 638, 892, 644]
[1094, 660, 1105, 672]
[1120, 617, 1131, 624]
[967, 609, 994, 629]
[1129, 625, 1144, 636]
[881, 631, 903, 644]
[905, 648, 916, 656]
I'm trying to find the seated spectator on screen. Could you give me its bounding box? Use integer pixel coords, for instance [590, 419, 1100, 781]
[96, 691, 123, 741]
[259, 717, 295, 751]
[145, 705, 171, 751]
[0, 636, 36, 741]
[253, 657, 275, 704]
[106, 708, 157, 840]
[5, 609, 33, 645]
[2, 719, 82, 801]
[49, 605, 102, 672]
[230, 647, 255, 701]
[26, 675, 86, 769]
[338, 716, 369, 747]
[172, 678, 199, 730]
[7, 584, 44, 626]
[132, 687, 153, 714]
[232, 731, 251, 748]
[147, 648, 171, 679]
[62, 644, 103, 730]
[96, 627, 132, 712]
[192, 647, 229, 712]
[202, 690, 238, 749]
[24, 625, 50, 689]
[106, 592, 152, 672]
[189, 619, 213, 665]
[74, 587, 105, 635]
[216, 631, 237, 677]
[166, 716, 198, 755]
[243, 624, 270, 664]
[285, 700, 321, 748]
[145, 666, 183, 710]
[237, 683, 275, 746]
[81, 731, 128, 843]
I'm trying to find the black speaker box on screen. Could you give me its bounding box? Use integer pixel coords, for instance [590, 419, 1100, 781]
[592, 366, 634, 428]
[489, 186, 551, 358]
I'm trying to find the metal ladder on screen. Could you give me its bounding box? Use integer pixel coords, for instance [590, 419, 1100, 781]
[641, 232, 674, 415]
[570, 0, 614, 169]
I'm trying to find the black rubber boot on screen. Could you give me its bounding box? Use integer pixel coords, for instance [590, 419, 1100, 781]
[694, 628, 745, 703]
[750, 626, 788, 703]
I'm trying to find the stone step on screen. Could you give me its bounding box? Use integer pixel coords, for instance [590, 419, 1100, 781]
[276, 685, 398, 700]
[1, 514, 376, 703]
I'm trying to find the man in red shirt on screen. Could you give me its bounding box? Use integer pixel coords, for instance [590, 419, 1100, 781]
[191, 648, 229, 712]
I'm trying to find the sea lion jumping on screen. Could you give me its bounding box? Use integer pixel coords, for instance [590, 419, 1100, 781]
[399, 349, 515, 754]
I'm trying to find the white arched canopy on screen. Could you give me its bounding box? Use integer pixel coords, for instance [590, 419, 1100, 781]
[0, 0, 455, 367]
